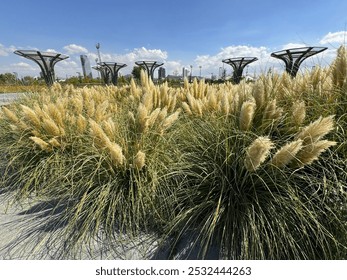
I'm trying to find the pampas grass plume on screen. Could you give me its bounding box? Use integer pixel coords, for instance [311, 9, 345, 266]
[295, 140, 337, 166]
[42, 118, 61, 137]
[89, 119, 110, 148]
[30, 136, 51, 151]
[147, 108, 161, 127]
[245, 136, 274, 172]
[107, 141, 125, 166]
[295, 115, 335, 145]
[2, 107, 19, 123]
[239, 101, 256, 131]
[182, 102, 193, 115]
[134, 150, 146, 170]
[271, 139, 303, 168]
[76, 114, 87, 134]
[137, 103, 149, 132]
[21, 105, 41, 128]
[292, 101, 306, 126]
[48, 138, 61, 148]
[162, 110, 180, 130]
[252, 81, 265, 108]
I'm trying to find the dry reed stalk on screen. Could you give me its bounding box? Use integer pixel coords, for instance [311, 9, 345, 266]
[162, 110, 180, 130]
[42, 118, 62, 137]
[331, 45, 347, 88]
[140, 70, 152, 90]
[1, 107, 19, 123]
[20, 105, 41, 128]
[221, 94, 230, 115]
[141, 91, 153, 111]
[252, 81, 265, 108]
[89, 119, 111, 148]
[48, 138, 61, 148]
[244, 136, 274, 172]
[71, 96, 84, 115]
[239, 101, 256, 131]
[102, 118, 116, 140]
[106, 141, 125, 166]
[137, 103, 149, 133]
[195, 99, 203, 117]
[295, 115, 335, 145]
[133, 150, 146, 170]
[182, 102, 193, 115]
[46, 103, 64, 128]
[263, 99, 282, 120]
[157, 107, 168, 122]
[85, 99, 96, 117]
[207, 91, 218, 112]
[294, 140, 337, 167]
[76, 114, 87, 134]
[232, 92, 240, 113]
[147, 108, 161, 127]
[29, 136, 52, 151]
[94, 101, 109, 122]
[167, 94, 177, 113]
[270, 139, 303, 168]
[292, 101, 306, 126]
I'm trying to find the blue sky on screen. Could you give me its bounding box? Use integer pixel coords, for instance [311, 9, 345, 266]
[1, 0, 347, 79]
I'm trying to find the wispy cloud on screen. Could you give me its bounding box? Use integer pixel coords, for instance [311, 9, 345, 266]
[320, 31, 347, 45]
[0, 43, 16, 56]
[63, 44, 88, 54]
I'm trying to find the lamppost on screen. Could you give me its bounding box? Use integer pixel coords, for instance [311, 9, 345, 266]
[199, 66, 202, 79]
[189, 65, 193, 83]
[95, 58, 100, 80]
[96, 43, 102, 63]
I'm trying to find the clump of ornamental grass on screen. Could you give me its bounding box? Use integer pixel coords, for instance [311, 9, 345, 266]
[0, 81, 183, 257]
[163, 88, 345, 259]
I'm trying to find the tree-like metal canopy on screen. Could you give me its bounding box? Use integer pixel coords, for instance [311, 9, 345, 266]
[222, 57, 258, 84]
[97, 62, 127, 85]
[135, 61, 164, 81]
[270, 46, 327, 77]
[14, 50, 69, 86]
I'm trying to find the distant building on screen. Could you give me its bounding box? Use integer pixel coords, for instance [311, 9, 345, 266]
[182, 67, 189, 79]
[158, 67, 166, 79]
[80, 55, 93, 79]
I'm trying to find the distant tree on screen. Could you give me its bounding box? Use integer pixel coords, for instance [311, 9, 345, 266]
[131, 66, 141, 80]
[0, 73, 17, 85]
[22, 76, 36, 85]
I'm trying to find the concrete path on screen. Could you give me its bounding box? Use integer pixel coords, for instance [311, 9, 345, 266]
[0, 194, 162, 259]
[0, 93, 24, 106]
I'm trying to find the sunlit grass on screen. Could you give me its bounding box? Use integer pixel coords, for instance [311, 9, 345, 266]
[0, 48, 346, 259]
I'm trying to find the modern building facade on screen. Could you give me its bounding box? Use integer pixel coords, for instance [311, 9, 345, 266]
[182, 67, 189, 79]
[80, 55, 93, 79]
[158, 67, 166, 80]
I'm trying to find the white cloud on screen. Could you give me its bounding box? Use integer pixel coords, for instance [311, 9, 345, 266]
[281, 43, 307, 50]
[320, 31, 347, 45]
[45, 48, 58, 53]
[11, 62, 34, 69]
[63, 44, 88, 54]
[0, 43, 14, 56]
[194, 45, 273, 77]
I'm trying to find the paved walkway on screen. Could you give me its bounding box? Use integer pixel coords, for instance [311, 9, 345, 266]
[0, 93, 23, 106]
